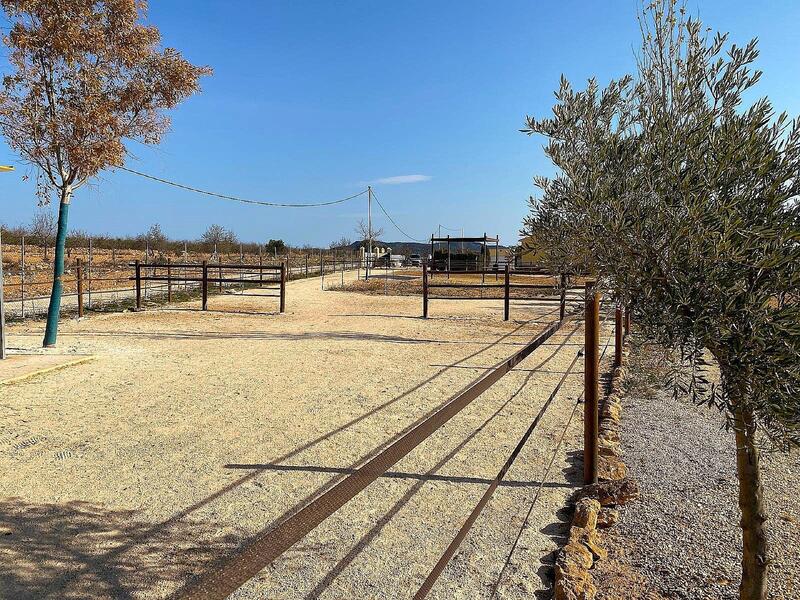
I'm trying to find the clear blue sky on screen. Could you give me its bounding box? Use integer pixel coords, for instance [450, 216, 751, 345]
[1, 1, 798, 247]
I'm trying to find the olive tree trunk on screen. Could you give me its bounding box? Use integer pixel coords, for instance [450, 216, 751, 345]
[734, 406, 769, 600]
[42, 186, 72, 347]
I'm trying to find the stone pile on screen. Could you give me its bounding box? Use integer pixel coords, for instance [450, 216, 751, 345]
[554, 348, 639, 600]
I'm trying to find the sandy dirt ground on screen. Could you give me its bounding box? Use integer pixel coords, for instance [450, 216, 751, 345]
[0, 270, 615, 599]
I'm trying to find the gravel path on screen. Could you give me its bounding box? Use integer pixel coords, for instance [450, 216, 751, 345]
[594, 341, 800, 600]
[0, 271, 608, 599]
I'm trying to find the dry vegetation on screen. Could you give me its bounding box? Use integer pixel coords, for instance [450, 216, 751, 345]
[1, 242, 356, 301]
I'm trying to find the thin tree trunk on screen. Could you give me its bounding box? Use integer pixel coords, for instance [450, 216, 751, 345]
[43, 187, 71, 347]
[734, 406, 768, 600]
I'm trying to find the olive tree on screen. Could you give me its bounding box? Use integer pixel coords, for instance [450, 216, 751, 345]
[523, 2, 799, 598]
[0, 0, 210, 346]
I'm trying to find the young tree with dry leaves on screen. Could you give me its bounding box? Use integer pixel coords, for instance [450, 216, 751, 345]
[0, 0, 211, 346]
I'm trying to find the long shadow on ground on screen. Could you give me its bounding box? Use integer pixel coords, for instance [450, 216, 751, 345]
[37, 316, 551, 596]
[0, 498, 244, 600]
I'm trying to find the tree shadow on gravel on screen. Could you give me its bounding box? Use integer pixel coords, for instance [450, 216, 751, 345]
[0, 498, 244, 599]
[64, 329, 468, 344]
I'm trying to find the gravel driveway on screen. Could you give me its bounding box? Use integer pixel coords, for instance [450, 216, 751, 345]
[594, 340, 800, 600]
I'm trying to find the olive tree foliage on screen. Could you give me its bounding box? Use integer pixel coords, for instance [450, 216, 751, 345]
[523, 2, 799, 598]
[0, 0, 211, 346]
[524, 2, 799, 447]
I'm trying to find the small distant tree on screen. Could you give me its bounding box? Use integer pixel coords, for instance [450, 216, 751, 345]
[329, 236, 352, 250]
[201, 224, 237, 253]
[29, 207, 57, 259]
[524, 3, 799, 599]
[139, 223, 168, 256]
[0, 0, 210, 346]
[265, 239, 286, 257]
[355, 219, 383, 247]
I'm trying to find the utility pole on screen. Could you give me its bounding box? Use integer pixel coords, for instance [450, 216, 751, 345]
[367, 185, 373, 279]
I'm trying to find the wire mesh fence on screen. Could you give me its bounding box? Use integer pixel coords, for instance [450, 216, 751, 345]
[1, 239, 366, 321]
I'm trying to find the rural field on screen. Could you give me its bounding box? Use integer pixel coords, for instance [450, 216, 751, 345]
[0, 271, 612, 599]
[1, 1, 798, 599]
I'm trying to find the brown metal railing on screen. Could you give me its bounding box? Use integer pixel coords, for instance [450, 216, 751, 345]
[422, 262, 584, 321]
[132, 260, 286, 313]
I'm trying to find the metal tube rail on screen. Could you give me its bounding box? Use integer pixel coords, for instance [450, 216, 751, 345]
[175, 318, 564, 600]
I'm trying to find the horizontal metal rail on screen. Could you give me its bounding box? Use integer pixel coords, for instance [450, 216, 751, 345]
[133, 260, 286, 313]
[175, 318, 565, 600]
[415, 349, 583, 598]
[128, 262, 283, 270]
[132, 276, 280, 285]
[429, 269, 507, 276]
[428, 283, 505, 289]
[427, 296, 503, 301]
[422, 263, 578, 320]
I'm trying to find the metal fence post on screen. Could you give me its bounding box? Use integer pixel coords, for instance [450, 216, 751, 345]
[504, 263, 510, 321]
[20, 236, 26, 320]
[134, 259, 141, 311]
[321, 255, 324, 290]
[495, 233, 500, 281]
[0, 228, 6, 359]
[167, 258, 172, 303]
[87, 238, 93, 310]
[422, 260, 429, 318]
[615, 302, 623, 368]
[584, 281, 600, 485]
[559, 272, 567, 321]
[76, 258, 84, 319]
[202, 260, 208, 311]
[218, 255, 223, 292]
[446, 235, 451, 279]
[280, 262, 286, 313]
[305, 254, 309, 278]
[259, 254, 264, 285]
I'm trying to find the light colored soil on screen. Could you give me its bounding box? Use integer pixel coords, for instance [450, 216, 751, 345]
[0, 270, 615, 599]
[0, 354, 96, 385]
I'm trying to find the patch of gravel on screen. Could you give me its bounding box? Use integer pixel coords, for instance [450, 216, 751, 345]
[595, 340, 800, 600]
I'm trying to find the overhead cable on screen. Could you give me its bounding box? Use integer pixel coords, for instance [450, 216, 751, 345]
[118, 166, 368, 208]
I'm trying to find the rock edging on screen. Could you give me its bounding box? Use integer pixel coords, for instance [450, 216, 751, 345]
[554, 347, 640, 600]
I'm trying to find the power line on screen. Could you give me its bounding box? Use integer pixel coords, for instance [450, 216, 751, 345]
[438, 224, 461, 232]
[117, 166, 368, 208]
[370, 189, 425, 242]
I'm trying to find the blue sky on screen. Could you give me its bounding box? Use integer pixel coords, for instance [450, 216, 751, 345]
[1, 1, 799, 247]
